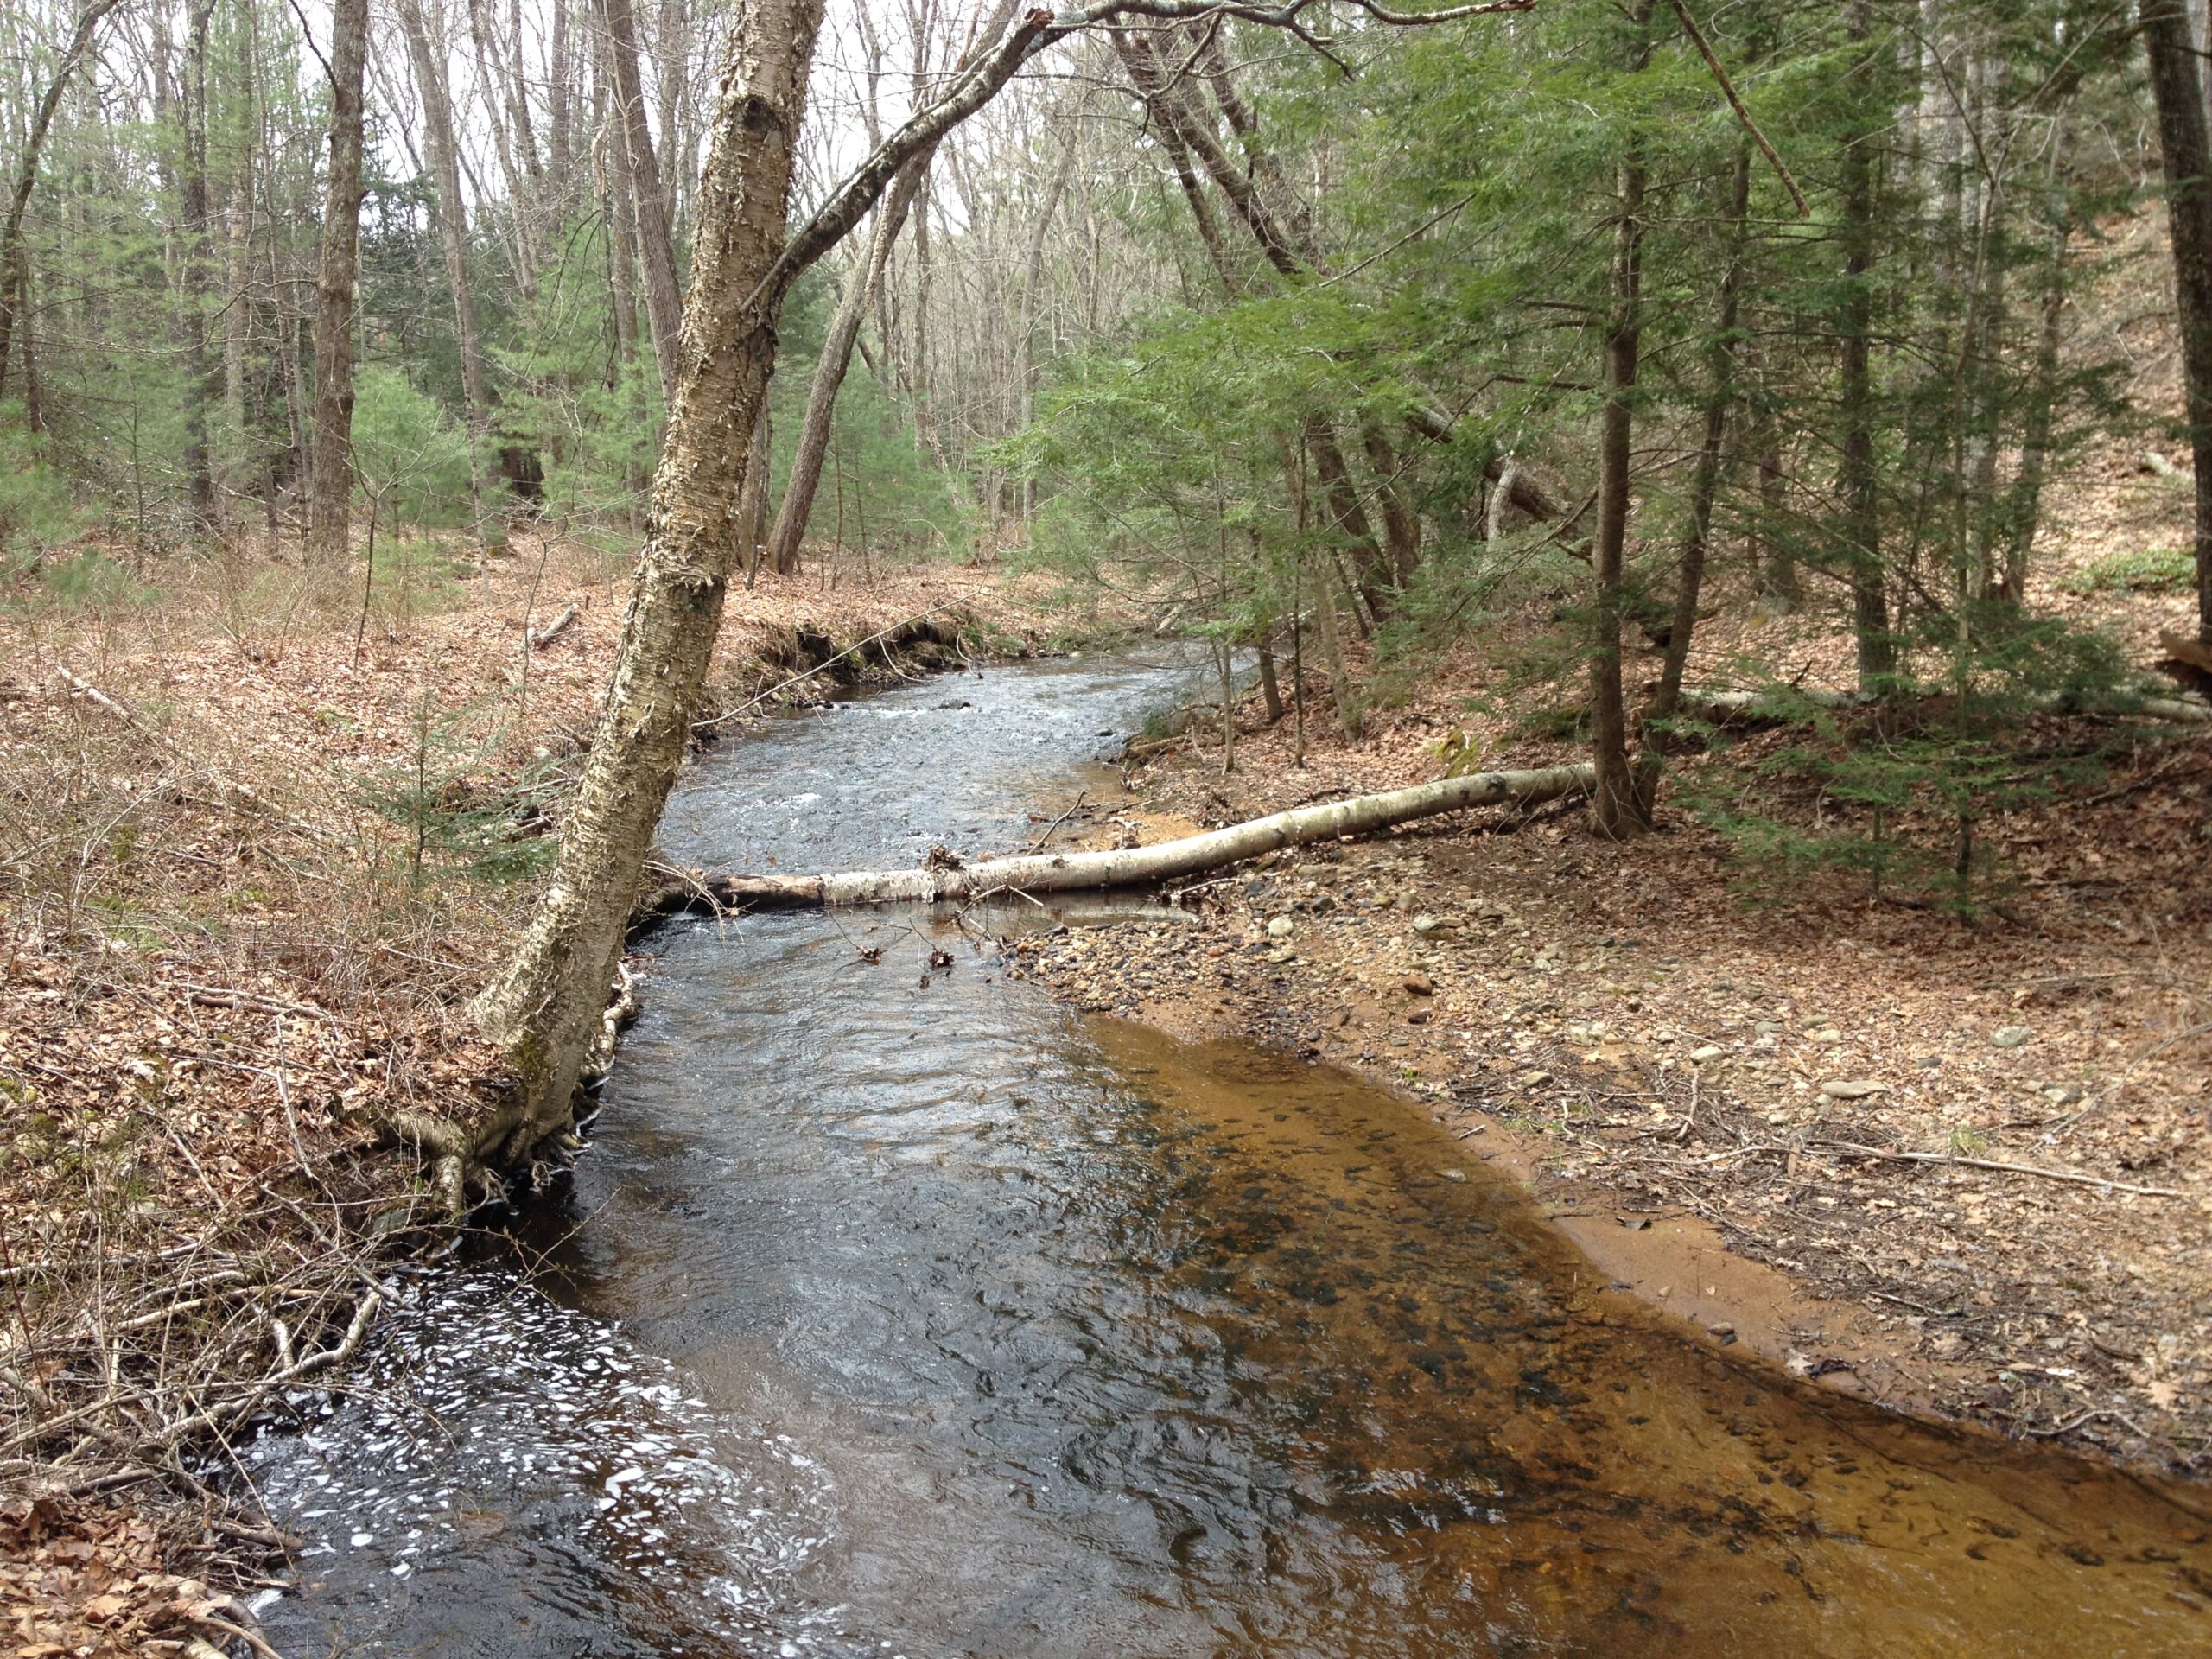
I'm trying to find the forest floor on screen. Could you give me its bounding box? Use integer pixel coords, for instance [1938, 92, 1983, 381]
[0, 531, 1060, 1656]
[1015, 480, 2212, 1482]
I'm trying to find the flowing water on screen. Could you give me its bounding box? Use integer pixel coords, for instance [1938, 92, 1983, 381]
[251, 652, 2212, 1657]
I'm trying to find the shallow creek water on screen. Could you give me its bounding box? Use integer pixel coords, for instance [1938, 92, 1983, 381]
[251, 652, 2212, 1657]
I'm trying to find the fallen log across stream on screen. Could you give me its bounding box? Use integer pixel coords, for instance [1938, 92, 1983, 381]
[649, 763, 1599, 914]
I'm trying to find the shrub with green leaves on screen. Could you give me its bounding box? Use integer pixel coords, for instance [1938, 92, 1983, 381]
[356, 696, 556, 887]
[351, 365, 474, 531]
[0, 416, 94, 569]
[2061, 545, 2196, 595]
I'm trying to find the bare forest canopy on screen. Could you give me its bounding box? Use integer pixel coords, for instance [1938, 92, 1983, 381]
[1, 0, 2204, 604]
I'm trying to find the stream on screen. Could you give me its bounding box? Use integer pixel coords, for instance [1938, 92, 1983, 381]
[249, 651, 2212, 1657]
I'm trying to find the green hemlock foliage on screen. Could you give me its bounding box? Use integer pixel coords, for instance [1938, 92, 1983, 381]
[356, 696, 557, 887]
[1686, 613, 2133, 912]
[351, 367, 474, 533]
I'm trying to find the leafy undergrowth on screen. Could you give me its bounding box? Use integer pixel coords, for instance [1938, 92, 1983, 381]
[0, 528, 1058, 1643]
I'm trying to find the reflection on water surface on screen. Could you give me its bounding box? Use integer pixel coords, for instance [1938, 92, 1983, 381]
[252, 652, 2212, 1657]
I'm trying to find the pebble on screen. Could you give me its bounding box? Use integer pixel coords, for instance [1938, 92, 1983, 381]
[1820, 1079, 1887, 1100]
[1412, 912, 1443, 936]
[1402, 973, 1435, 996]
[1266, 916, 1294, 938]
[1992, 1025, 2031, 1049]
[1689, 1045, 1723, 1065]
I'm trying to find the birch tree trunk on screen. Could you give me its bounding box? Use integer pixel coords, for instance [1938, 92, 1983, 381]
[306, 0, 371, 570]
[673, 765, 1599, 911]
[469, 0, 827, 1160]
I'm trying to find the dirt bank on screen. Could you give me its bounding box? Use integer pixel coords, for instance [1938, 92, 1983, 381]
[1010, 672, 2212, 1480]
[0, 534, 1064, 1655]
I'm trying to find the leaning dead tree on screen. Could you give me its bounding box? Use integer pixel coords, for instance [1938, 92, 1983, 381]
[471, 0, 1542, 1169]
[661, 764, 1599, 913]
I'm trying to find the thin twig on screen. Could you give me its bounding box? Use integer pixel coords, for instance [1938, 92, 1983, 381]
[1666, 0, 1810, 217]
[1027, 790, 1088, 854]
[1808, 1139, 2186, 1199]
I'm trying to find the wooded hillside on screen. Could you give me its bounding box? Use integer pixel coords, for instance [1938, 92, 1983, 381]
[6, 2, 2212, 1649]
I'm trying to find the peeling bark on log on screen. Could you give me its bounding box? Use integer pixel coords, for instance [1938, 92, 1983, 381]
[1674, 683, 2212, 725]
[658, 765, 1598, 915]
[526, 604, 579, 649]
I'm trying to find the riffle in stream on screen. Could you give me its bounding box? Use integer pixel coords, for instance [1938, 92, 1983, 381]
[249, 652, 2212, 1657]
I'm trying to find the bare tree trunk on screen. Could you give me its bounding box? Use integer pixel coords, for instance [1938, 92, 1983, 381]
[766, 157, 928, 575]
[13, 260, 42, 433]
[464, 0, 541, 286]
[1017, 117, 1078, 529]
[1590, 2, 1652, 840]
[550, 0, 574, 199]
[738, 398, 772, 578]
[307, 0, 371, 569]
[1654, 141, 1752, 723]
[0, 0, 123, 405]
[181, 0, 219, 525]
[1256, 631, 1284, 723]
[469, 0, 828, 1160]
[1313, 558, 1361, 740]
[1748, 337, 1796, 610]
[2001, 210, 2069, 601]
[1841, 0, 1897, 686]
[594, 47, 642, 378]
[223, 163, 251, 448]
[601, 0, 683, 399]
[1115, 26, 1398, 612]
[654, 0, 689, 230]
[2145, 0, 2212, 645]
[397, 0, 498, 548]
[1306, 416, 1393, 624]
[1363, 427, 1421, 586]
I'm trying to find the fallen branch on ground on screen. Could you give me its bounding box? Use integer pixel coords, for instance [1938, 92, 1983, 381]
[1809, 1139, 2186, 1199]
[53, 666, 341, 840]
[658, 764, 1599, 912]
[1675, 683, 2212, 727]
[525, 604, 579, 649]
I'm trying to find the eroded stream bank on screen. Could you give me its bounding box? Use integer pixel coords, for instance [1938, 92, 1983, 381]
[250, 652, 2212, 1657]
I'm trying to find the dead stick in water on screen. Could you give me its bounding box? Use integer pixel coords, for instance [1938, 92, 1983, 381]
[1027, 790, 1086, 854]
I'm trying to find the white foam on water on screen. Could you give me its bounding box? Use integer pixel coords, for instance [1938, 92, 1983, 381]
[245, 1268, 855, 1652]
